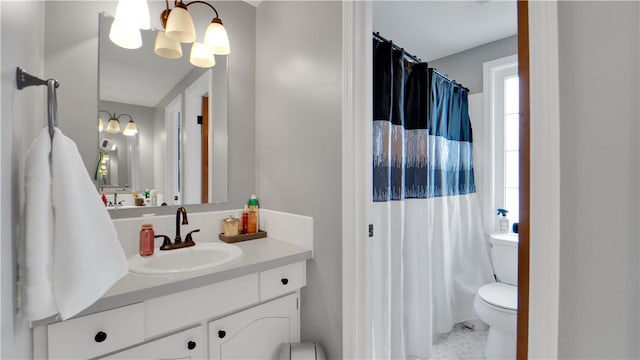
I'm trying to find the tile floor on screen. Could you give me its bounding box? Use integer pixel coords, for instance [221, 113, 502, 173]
[431, 323, 488, 359]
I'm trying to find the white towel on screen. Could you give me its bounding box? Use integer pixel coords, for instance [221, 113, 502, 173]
[22, 127, 128, 320]
[21, 128, 57, 320]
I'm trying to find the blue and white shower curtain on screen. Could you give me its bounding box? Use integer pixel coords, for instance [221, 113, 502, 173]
[371, 38, 493, 359]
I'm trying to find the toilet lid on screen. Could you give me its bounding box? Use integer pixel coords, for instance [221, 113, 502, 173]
[478, 283, 518, 311]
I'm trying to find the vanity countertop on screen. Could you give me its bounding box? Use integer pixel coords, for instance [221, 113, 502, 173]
[32, 237, 312, 327]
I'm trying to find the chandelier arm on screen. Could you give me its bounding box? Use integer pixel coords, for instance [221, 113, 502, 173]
[99, 110, 113, 119]
[184, 0, 220, 19]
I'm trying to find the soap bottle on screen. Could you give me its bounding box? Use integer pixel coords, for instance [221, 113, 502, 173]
[139, 224, 154, 256]
[496, 208, 509, 233]
[248, 195, 260, 233]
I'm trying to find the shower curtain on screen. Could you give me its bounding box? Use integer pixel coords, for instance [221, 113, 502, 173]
[371, 37, 493, 359]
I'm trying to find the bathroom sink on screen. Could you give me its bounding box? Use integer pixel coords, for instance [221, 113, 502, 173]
[128, 242, 243, 275]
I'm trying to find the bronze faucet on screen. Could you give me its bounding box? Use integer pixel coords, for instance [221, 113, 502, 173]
[157, 207, 200, 250]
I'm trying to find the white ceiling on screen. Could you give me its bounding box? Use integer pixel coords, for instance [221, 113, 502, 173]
[101, 1, 516, 106]
[373, 0, 517, 62]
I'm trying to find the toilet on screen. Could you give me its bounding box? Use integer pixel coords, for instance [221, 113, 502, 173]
[474, 233, 518, 359]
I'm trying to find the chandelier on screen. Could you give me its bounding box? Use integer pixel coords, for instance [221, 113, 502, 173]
[109, 0, 230, 68]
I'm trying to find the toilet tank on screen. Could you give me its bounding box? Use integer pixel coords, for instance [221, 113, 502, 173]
[489, 233, 519, 286]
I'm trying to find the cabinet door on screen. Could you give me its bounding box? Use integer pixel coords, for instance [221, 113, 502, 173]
[101, 326, 203, 360]
[209, 293, 299, 359]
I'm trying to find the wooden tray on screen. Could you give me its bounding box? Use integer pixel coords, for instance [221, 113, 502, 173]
[219, 230, 267, 243]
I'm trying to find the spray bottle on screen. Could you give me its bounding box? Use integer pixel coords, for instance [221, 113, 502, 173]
[496, 208, 509, 233]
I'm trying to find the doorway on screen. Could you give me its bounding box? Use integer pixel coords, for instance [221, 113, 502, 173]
[341, 0, 536, 358]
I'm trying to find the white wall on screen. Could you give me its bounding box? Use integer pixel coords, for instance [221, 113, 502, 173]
[0, 1, 45, 358]
[557, 1, 639, 357]
[256, 1, 343, 357]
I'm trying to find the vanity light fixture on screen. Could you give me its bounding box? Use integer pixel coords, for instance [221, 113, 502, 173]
[100, 110, 137, 136]
[155, 0, 230, 68]
[110, 0, 230, 68]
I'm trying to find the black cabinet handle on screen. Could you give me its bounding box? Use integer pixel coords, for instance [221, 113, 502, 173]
[187, 341, 197, 350]
[281, 278, 289, 285]
[94, 331, 107, 343]
[218, 330, 226, 338]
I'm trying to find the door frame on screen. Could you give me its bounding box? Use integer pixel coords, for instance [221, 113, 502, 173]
[342, 0, 562, 358]
[341, 1, 373, 358]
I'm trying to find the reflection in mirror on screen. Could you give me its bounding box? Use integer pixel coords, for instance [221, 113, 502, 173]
[98, 13, 228, 209]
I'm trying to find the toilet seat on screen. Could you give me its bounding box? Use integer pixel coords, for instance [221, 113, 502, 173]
[478, 282, 517, 311]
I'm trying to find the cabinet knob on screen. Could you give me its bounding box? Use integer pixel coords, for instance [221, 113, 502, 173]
[94, 331, 107, 343]
[281, 278, 289, 285]
[218, 330, 226, 339]
[187, 341, 197, 350]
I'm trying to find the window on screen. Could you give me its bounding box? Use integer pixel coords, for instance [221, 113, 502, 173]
[482, 55, 519, 232]
[503, 75, 520, 225]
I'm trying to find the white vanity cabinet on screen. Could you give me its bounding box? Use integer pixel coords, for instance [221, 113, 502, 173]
[209, 293, 299, 359]
[100, 325, 204, 359]
[33, 261, 307, 360]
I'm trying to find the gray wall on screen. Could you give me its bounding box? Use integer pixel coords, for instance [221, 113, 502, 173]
[557, 1, 639, 358]
[1, 1, 45, 358]
[255, 1, 343, 358]
[429, 35, 517, 94]
[44, 1, 256, 217]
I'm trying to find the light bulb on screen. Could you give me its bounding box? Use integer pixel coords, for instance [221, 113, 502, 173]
[123, 120, 139, 136]
[109, 18, 142, 49]
[204, 19, 230, 55]
[106, 118, 121, 134]
[189, 42, 216, 68]
[165, 6, 196, 43]
[114, 0, 150, 30]
[154, 31, 183, 59]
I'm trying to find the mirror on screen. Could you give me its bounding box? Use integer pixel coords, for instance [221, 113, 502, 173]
[98, 13, 228, 209]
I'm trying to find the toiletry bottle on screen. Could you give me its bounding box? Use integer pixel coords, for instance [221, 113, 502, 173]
[496, 208, 509, 233]
[242, 205, 249, 234]
[139, 224, 154, 256]
[247, 208, 257, 234]
[248, 195, 259, 233]
[151, 189, 158, 206]
[234, 213, 242, 234]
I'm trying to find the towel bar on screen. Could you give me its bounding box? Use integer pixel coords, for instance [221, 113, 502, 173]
[16, 67, 60, 139]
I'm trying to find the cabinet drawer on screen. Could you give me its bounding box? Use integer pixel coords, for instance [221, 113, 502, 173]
[47, 303, 144, 359]
[101, 325, 204, 359]
[259, 262, 306, 301]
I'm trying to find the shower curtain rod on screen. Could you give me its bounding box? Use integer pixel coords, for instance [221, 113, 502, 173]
[372, 32, 470, 92]
[373, 32, 422, 64]
[431, 68, 470, 92]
